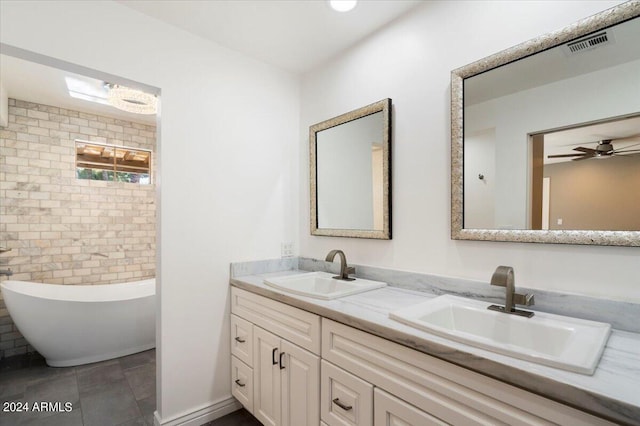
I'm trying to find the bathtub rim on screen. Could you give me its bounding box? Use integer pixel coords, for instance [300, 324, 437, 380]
[1, 278, 155, 302]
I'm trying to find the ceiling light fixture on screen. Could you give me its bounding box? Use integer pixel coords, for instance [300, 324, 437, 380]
[107, 84, 157, 115]
[329, 0, 357, 12]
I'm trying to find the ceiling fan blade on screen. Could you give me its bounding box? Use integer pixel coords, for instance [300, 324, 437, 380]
[547, 153, 586, 158]
[612, 142, 640, 153]
[572, 154, 595, 161]
[573, 147, 596, 153]
[613, 149, 640, 154]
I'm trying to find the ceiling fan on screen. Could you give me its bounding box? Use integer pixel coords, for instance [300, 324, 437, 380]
[547, 137, 640, 161]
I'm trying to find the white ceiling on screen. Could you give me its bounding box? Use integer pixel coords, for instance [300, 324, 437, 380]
[116, 0, 425, 74]
[0, 54, 157, 125]
[544, 115, 640, 164]
[1, 1, 423, 125]
[465, 16, 640, 105]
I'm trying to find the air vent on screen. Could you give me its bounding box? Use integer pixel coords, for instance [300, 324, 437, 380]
[565, 32, 611, 54]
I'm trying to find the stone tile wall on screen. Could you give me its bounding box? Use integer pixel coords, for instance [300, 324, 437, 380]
[0, 99, 156, 359]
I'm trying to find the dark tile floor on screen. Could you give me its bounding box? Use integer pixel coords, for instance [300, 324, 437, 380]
[0, 350, 260, 426]
[0, 350, 156, 426]
[205, 409, 261, 426]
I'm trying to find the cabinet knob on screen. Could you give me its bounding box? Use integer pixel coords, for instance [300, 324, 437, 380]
[234, 379, 246, 387]
[332, 398, 352, 411]
[235, 336, 246, 343]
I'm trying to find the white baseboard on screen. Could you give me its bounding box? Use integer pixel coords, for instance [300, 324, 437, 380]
[154, 397, 242, 426]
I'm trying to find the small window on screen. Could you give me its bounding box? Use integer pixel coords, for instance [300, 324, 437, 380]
[76, 141, 151, 184]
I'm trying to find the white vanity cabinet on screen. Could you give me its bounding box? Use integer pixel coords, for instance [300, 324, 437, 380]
[231, 287, 321, 426]
[374, 388, 447, 426]
[322, 318, 615, 426]
[231, 285, 616, 426]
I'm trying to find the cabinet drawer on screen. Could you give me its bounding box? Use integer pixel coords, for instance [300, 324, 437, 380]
[231, 314, 253, 366]
[374, 388, 446, 426]
[321, 360, 373, 426]
[231, 287, 321, 354]
[322, 318, 613, 426]
[231, 355, 253, 413]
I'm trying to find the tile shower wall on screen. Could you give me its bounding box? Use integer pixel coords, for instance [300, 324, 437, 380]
[0, 98, 156, 358]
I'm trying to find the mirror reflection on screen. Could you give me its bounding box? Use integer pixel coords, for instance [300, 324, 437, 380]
[534, 115, 640, 231]
[310, 99, 391, 239]
[462, 15, 640, 232]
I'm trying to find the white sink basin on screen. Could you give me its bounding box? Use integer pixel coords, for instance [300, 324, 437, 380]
[264, 271, 386, 300]
[389, 294, 611, 374]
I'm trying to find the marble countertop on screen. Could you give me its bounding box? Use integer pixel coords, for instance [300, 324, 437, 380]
[231, 270, 640, 426]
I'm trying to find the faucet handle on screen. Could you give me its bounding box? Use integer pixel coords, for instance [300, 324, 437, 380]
[514, 293, 535, 307]
[345, 266, 356, 276]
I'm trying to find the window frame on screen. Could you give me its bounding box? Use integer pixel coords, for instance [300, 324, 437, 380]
[75, 139, 152, 185]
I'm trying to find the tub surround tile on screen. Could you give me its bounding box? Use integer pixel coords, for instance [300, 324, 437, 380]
[230, 262, 640, 425]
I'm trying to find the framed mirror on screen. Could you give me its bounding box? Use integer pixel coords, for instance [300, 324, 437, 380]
[310, 98, 392, 239]
[451, 3, 640, 247]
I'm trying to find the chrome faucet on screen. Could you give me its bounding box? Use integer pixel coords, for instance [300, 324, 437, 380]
[325, 249, 355, 281]
[488, 266, 534, 317]
[0, 269, 13, 277]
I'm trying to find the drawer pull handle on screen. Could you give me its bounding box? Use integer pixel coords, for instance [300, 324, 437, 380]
[234, 379, 246, 387]
[272, 347, 278, 365]
[279, 352, 285, 369]
[332, 398, 352, 411]
[234, 336, 246, 343]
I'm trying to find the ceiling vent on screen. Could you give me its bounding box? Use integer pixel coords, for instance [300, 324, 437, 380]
[564, 31, 612, 55]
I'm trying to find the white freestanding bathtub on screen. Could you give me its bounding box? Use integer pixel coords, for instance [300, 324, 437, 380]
[0, 279, 155, 367]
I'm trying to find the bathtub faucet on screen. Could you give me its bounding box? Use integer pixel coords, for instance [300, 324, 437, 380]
[0, 269, 13, 277]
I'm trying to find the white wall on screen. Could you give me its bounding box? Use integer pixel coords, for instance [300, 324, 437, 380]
[0, 80, 8, 127]
[464, 128, 496, 229]
[299, 0, 640, 302]
[0, 1, 299, 423]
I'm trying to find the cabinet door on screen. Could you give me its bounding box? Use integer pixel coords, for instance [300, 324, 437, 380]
[374, 388, 446, 426]
[281, 340, 320, 426]
[254, 326, 281, 426]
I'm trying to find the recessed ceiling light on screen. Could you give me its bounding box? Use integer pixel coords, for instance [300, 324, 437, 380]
[329, 0, 357, 13]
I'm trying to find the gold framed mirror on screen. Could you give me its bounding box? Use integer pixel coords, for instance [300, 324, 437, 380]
[310, 99, 392, 239]
[451, 2, 640, 247]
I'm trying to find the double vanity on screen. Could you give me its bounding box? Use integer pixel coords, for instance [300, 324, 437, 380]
[231, 6, 640, 424]
[229, 257, 640, 426]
